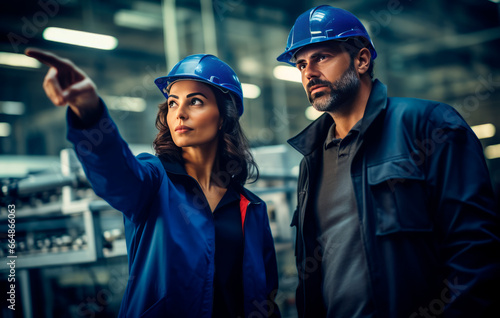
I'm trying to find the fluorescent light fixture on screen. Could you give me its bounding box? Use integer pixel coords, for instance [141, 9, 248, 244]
[0, 52, 41, 68]
[273, 65, 302, 83]
[104, 96, 146, 112]
[471, 123, 496, 139]
[485, 144, 500, 159]
[114, 9, 162, 30]
[489, 0, 500, 3]
[43, 27, 118, 50]
[0, 123, 11, 137]
[241, 83, 261, 99]
[305, 106, 322, 120]
[238, 57, 261, 76]
[0, 101, 25, 115]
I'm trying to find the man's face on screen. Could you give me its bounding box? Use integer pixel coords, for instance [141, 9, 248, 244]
[295, 42, 360, 113]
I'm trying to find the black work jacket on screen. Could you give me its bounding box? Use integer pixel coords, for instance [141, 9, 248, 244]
[287, 80, 500, 318]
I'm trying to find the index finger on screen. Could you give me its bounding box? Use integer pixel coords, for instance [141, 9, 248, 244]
[24, 47, 71, 69]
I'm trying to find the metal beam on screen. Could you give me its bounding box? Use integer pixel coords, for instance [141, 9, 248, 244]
[397, 26, 500, 57]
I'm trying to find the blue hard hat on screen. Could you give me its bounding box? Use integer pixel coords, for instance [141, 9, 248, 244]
[155, 54, 244, 116]
[277, 5, 377, 66]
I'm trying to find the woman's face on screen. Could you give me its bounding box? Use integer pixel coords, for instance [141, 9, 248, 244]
[166, 80, 222, 149]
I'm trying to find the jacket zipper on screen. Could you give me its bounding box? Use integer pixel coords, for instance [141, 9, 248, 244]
[299, 157, 310, 317]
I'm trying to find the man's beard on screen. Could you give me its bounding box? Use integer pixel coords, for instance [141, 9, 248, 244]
[307, 61, 360, 113]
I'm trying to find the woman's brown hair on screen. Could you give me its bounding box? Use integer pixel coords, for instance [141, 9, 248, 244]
[153, 84, 259, 186]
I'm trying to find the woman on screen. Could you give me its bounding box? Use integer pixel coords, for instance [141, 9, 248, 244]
[26, 48, 280, 318]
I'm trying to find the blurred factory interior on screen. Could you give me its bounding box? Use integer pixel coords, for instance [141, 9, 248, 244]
[1, 0, 500, 317]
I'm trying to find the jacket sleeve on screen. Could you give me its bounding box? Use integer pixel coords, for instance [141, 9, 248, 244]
[66, 100, 164, 223]
[425, 103, 500, 317]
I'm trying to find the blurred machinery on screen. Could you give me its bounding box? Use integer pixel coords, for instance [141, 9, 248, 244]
[0, 149, 128, 318]
[0, 149, 128, 268]
[0, 145, 300, 317]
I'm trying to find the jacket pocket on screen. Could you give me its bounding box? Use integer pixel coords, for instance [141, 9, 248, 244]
[139, 297, 168, 318]
[367, 158, 432, 236]
[290, 208, 299, 256]
[290, 206, 299, 228]
[291, 190, 306, 256]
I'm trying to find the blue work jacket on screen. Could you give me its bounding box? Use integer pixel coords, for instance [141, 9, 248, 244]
[66, 104, 280, 318]
[288, 80, 500, 318]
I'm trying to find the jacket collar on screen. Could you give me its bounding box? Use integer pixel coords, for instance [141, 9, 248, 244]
[287, 79, 388, 156]
[159, 157, 187, 175]
[237, 185, 263, 205]
[158, 156, 262, 204]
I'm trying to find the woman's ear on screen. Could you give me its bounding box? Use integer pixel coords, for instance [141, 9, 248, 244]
[356, 47, 371, 76]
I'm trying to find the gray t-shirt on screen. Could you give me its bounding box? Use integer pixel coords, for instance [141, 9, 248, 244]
[315, 120, 375, 317]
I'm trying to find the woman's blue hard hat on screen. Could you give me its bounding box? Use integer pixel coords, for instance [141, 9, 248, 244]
[155, 54, 244, 116]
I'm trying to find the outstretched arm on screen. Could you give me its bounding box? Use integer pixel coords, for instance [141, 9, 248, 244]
[26, 48, 163, 222]
[25, 48, 101, 126]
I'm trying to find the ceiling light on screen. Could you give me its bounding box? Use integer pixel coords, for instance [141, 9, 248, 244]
[238, 57, 261, 76]
[273, 65, 301, 83]
[471, 123, 495, 139]
[114, 9, 161, 30]
[0, 123, 12, 137]
[241, 83, 261, 99]
[43, 27, 118, 50]
[305, 106, 322, 120]
[0, 101, 25, 115]
[485, 144, 500, 159]
[0, 52, 41, 68]
[104, 96, 146, 112]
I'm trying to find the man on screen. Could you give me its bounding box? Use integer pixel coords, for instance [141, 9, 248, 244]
[277, 5, 500, 318]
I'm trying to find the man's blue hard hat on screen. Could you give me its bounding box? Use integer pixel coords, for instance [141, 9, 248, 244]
[155, 54, 244, 116]
[277, 5, 377, 66]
